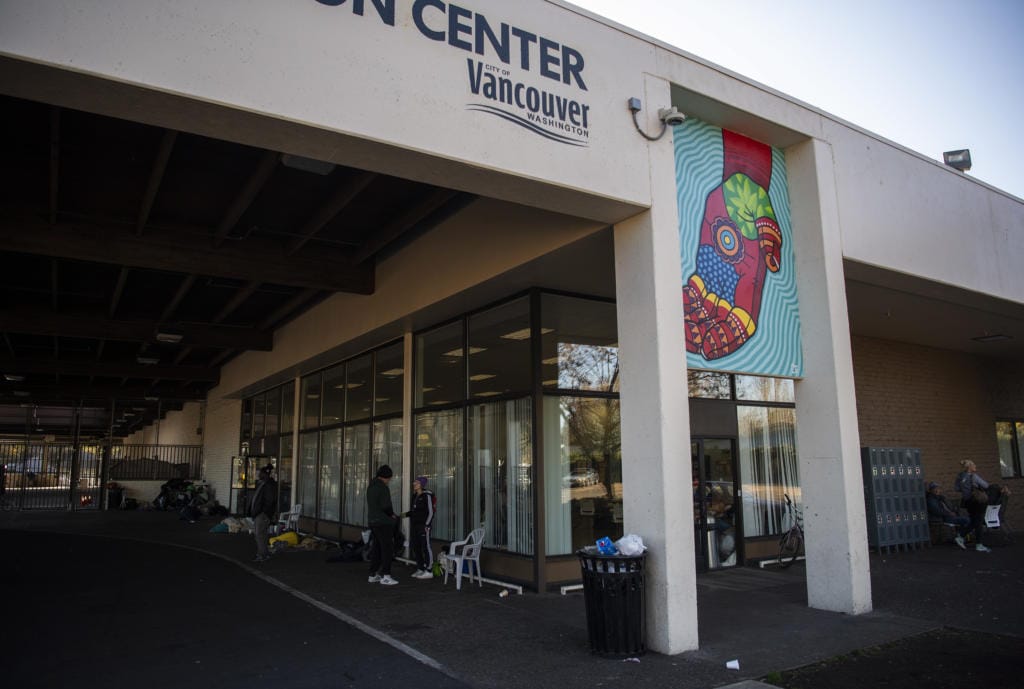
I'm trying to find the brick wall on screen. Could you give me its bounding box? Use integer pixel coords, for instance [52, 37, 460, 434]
[852, 336, 1022, 530]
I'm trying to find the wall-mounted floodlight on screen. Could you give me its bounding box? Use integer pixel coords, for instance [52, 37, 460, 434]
[943, 149, 972, 172]
[628, 97, 686, 141]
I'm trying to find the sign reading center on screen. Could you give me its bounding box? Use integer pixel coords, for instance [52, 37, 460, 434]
[316, 0, 592, 146]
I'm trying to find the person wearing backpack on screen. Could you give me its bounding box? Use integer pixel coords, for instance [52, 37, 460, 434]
[955, 460, 992, 552]
[403, 476, 436, 579]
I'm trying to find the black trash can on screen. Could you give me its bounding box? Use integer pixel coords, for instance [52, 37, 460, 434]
[577, 547, 647, 656]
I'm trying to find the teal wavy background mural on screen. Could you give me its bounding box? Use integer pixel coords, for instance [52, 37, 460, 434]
[674, 119, 803, 378]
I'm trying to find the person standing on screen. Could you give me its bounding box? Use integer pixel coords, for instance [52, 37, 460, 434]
[366, 464, 399, 585]
[249, 464, 278, 562]
[404, 476, 436, 579]
[954, 460, 991, 553]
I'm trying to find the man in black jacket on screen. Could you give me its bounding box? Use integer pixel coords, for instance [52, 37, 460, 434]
[249, 464, 278, 562]
[366, 464, 399, 585]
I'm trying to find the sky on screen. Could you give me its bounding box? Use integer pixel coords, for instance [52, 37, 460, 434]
[567, 0, 1024, 200]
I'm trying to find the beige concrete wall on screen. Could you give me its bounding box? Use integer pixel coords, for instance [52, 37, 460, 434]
[154, 403, 203, 446]
[826, 121, 1024, 305]
[213, 198, 604, 397]
[0, 0, 655, 216]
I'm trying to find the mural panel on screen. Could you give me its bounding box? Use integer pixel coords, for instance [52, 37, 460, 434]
[675, 120, 802, 377]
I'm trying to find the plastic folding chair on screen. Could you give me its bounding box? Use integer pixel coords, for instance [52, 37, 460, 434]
[443, 527, 485, 590]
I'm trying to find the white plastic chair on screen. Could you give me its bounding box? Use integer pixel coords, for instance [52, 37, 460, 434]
[277, 503, 302, 533]
[984, 504, 1001, 529]
[443, 527, 484, 590]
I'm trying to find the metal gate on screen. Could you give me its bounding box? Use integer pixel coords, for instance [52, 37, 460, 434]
[0, 441, 103, 511]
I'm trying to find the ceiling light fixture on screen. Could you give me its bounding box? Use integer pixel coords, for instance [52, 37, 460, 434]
[136, 356, 159, 365]
[469, 373, 497, 382]
[155, 330, 184, 344]
[379, 368, 404, 377]
[280, 153, 336, 176]
[3, 373, 26, 382]
[500, 327, 554, 341]
[972, 333, 1011, 343]
[442, 346, 487, 357]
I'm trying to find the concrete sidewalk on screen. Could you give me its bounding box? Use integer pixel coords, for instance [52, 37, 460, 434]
[2, 510, 1020, 689]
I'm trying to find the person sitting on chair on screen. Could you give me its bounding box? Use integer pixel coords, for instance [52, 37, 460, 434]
[925, 481, 969, 550]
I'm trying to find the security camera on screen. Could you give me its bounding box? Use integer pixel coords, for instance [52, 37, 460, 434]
[658, 107, 687, 126]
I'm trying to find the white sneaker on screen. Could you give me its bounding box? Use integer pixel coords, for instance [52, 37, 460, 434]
[413, 570, 432, 579]
[379, 575, 399, 585]
[368, 574, 382, 583]
[954, 535, 966, 550]
[976, 544, 991, 552]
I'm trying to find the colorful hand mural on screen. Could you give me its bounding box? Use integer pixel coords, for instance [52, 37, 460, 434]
[682, 130, 783, 360]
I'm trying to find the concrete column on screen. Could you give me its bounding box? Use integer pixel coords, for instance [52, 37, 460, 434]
[402, 331, 414, 515]
[787, 138, 872, 615]
[613, 76, 698, 654]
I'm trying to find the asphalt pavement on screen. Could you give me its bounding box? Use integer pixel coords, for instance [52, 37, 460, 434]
[1, 510, 1020, 689]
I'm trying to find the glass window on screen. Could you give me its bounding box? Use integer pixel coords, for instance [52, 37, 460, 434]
[374, 342, 404, 417]
[735, 375, 795, 403]
[296, 431, 319, 517]
[737, 405, 799, 537]
[318, 428, 342, 521]
[688, 371, 731, 399]
[541, 295, 618, 392]
[300, 373, 322, 430]
[322, 364, 345, 426]
[278, 433, 293, 514]
[342, 424, 371, 525]
[996, 421, 1023, 478]
[468, 298, 531, 399]
[415, 322, 467, 408]
[241, 398, 253, 442]
[414, 409, 464, 541]
[373, 418, 405, 514]
[264, 388, 280, 437]
[468, 398, 534, 554]
[346, 354, 373, 422]
[281, 381, 295, 437]
[543, 396, 622, 555]
[252, 393, 266, 438]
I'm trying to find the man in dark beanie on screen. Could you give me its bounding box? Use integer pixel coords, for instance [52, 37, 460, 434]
[249, 463, 277, 562]
[366, 464, 399, 585]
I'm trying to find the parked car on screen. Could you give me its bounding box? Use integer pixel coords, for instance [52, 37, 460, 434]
[564, 468, 599, 487]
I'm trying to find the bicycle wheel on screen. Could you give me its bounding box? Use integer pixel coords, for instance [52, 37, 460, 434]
[777, 529, 802, 568]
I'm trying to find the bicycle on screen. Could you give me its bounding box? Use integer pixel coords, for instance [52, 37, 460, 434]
[777, 493, 804, 568]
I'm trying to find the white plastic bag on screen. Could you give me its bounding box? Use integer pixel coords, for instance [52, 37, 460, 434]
[615, 533, 646, 556]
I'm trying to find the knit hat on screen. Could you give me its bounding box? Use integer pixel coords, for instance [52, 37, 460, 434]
[376, 464, 394, 478]
[259, 464, 273, 476]
[927, 481, 939, 490]
[415, 475, 428, 489]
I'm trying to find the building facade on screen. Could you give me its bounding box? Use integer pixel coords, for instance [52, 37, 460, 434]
[2, 0, 1022, 655]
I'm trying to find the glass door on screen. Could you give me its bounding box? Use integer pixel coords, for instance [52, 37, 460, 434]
[691, 438, 741, 570]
